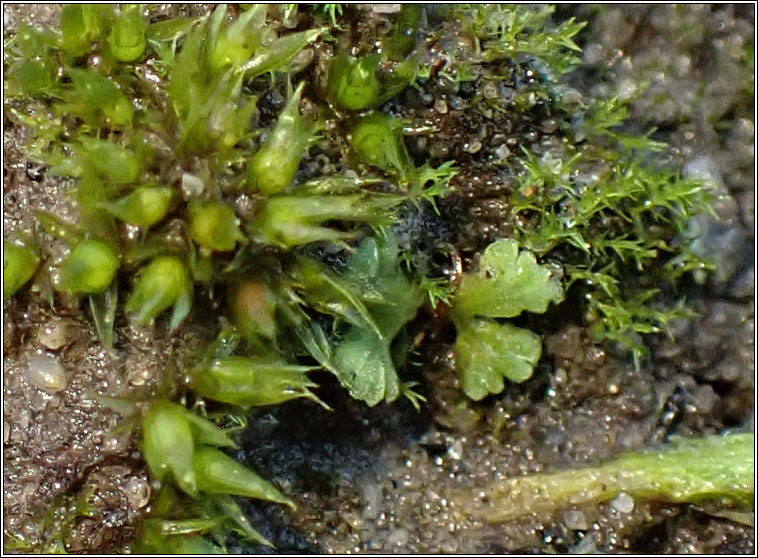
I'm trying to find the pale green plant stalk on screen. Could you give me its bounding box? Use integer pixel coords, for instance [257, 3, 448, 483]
[461, 433, 754, 522]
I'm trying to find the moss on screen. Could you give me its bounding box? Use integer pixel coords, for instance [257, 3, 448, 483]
[3, 4, 721, 552]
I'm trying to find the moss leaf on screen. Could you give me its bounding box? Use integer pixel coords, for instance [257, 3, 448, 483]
[89, 281, 118, 350]
[193, 446, 295, 508]
[241, 27, 325, 79]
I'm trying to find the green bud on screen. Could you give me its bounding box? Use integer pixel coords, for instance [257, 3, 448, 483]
[207, 4, 266, 74]
[99, 186, 175, 228]
[142, 401, 197, 497]
[193, 445, 295, 508]
[107, 4, 147, 62]
[327, 53, 381, 110]
[59, 238, 119, 294]
[350, 113, 414, 184]
[181, 409, 237, 449]
[188, 200, 244, 252]
[191, 356, 322, 408]
[126, 255, 193, 331]
[231, 281, 277, 340]
[210, 493, 273, 547]
[61, 4, 113, 56]
[77, 138, 142, 184]
[3, 237, 40, 300]
[327, 52, 416, 111]
[247, 82, 318, 196]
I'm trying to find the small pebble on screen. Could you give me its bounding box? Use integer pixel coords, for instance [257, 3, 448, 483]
[123, 477, 151, 508]
[540, 118, 559, 134]
[610, 491, 635, 514]
[494, 144, 510, 160]
[482, 82, 499, 99]
[387, 527, 409, 546]
[341, 512, 363, 530]
[37, 323, 69, 351]
[181, 173, 204, 197]
[447, 439, 464, 461]
[563, 509, 589, 530]
[26, 351, 67, 393]
[464, 140, 482, 154]
[127, 365, 152, 387]
[369, 4, 402, 14]
[570, 534, 597, 554]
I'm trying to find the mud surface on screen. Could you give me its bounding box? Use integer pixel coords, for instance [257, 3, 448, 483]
[3, 4, 755, 554]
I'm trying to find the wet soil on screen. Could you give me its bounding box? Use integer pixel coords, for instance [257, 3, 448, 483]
[3, 4, 754, 554]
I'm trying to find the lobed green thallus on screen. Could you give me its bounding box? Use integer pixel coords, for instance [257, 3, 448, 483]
[350, 113, 414, 184]
[327, 49, 418, 111]
[60, 4, 113, 57]
[73, 137, 142, 183]
[450, 238, 564, 400]
[61, 69, 134, 127]
[327, 53, 382, 110]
